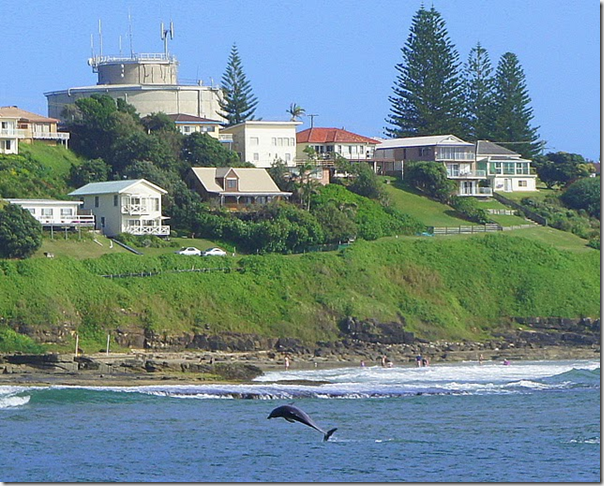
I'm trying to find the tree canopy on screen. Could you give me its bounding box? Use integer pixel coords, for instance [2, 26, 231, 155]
[0, 203, 42, 259]
[491, 52, 543, 158]
[218, 44, 259, 126]
[385, 6, 465, 138]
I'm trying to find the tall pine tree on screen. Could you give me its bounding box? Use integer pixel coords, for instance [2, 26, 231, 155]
[464, 42, 495, 141]
[491, 52, 543, 158]
[219, 44, 259, 126]
[385, 6, 465, 138]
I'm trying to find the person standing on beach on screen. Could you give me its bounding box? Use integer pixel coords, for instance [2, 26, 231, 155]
[284, 356, 290, 370]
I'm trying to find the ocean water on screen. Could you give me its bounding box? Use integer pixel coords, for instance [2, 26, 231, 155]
[0, 359, 599, 482]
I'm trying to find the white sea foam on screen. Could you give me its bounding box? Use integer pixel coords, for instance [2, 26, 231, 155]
[0, 394, 30, 409]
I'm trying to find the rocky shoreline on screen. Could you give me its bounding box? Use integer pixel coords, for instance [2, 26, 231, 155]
[1, 316, 599, 386]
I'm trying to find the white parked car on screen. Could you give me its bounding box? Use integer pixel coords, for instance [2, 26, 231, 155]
[176, 247, 203, 256]
[202, 247, 227, 257]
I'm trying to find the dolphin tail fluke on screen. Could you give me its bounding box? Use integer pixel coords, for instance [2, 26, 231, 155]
[324, 428, 338, 442]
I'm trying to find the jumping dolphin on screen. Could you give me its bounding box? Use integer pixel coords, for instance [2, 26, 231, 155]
[267, 404, 337, 441]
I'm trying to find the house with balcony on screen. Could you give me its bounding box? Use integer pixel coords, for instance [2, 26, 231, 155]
[220, 121, 301, 168]
[375, 134, 492, 197]
[296, 127, 384, 182]
[476, 140, 537, 192]
[186, 167, 291, 208]
[0, 111, 21, 154]
[0, 106, 70, 149]
[68, 179, 170, 237]
[4, 199, 95, 228]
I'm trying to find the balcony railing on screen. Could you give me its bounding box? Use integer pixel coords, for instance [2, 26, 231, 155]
[36, 214, 96, 226]
[458, 187, 493, 196]
[447, 170, 487, 179]
[124, 225, 170, 236]
[0, 129, 27, 138]
[32, 132, 70, 141]
[219, 134, 233, 142]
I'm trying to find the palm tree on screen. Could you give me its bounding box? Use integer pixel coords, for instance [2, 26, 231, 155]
[287, 103, 306, 121]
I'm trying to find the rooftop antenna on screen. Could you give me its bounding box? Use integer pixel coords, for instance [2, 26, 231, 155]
[160, 20, 174, 57]
[128, 9, 134, 57]
[98, 19, 103, 56]
[308, 114, 319, 128]
[90, 33, 95, 58]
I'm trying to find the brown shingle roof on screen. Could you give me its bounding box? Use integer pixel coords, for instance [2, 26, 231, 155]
[0, 106, 58, 123]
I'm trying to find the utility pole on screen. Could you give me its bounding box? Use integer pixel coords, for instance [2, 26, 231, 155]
[307, 114, 319, 128]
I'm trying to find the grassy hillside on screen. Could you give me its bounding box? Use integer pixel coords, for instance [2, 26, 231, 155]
[0, 234, 599, 353]
[0, 142, 83, 199]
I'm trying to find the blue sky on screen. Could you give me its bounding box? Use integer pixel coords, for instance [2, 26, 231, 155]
[1, 0, 599, 160]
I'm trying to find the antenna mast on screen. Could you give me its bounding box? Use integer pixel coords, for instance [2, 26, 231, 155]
[160, 21, 174, 57]
[98, 19, 103, 56]
[128, 10, 134, 57]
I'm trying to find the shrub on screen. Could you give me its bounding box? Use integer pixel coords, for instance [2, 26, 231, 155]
[449, 196, 493, 224]
[0, 203, 43, 259]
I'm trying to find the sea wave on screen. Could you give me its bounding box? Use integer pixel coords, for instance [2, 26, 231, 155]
[0, 359, 598, 402]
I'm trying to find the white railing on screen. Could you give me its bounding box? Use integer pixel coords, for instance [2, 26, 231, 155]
[32, 132, 70, 141]
[0, 129, 27, 138]
[124, 225, 170, 236]
[448, 170, 487, 179]
[219, 134, 233, 142]
[458, 187, 493, 196]
[36, 214, 95, 226]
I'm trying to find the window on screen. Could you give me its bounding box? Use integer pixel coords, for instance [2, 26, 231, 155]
[518, 180, 527, 187]
[490, 162, 502, 175]
[60, 208, 73, 216]
[94, 196, 99, 208]
[253, 153, 259, 161]
[250, 137, 259, 146]
[271, 138, 277, 146]
[41, 208, 53, 216]
[516, 162, 529, 175]
[114, 195, 118, 206]
[503, 162, 515, 175]
[5, 140, 11, 151]
[278, 138, 283, 146]
[184, 126, 191, 133]
[285, 153, 291, 162]
[227, 179, 237, 189]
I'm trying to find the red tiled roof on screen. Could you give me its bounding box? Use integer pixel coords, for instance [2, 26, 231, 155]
[297, 127, 379, 145]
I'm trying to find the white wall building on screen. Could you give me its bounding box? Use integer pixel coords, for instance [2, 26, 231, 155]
[0, 113, 22, 154]
[69, 179, 170, 237]
[220, 121, 301, 168]
[45, 52, 224, 122]
[476, 140, 537, 192]
[4, 199, 95, 227]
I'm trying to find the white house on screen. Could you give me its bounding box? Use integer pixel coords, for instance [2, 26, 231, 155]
[220, 121, 301, 168]
[475, 140, 537, 192]
[69, 179, 170, 237]
[4, 199, 95, 227]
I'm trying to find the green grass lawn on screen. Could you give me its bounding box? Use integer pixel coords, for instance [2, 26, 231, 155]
[381, 178, 470, 226]
[35, 232, 128, 259]
[504, 226, 596, 253]
[19, 142, 83, 178]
